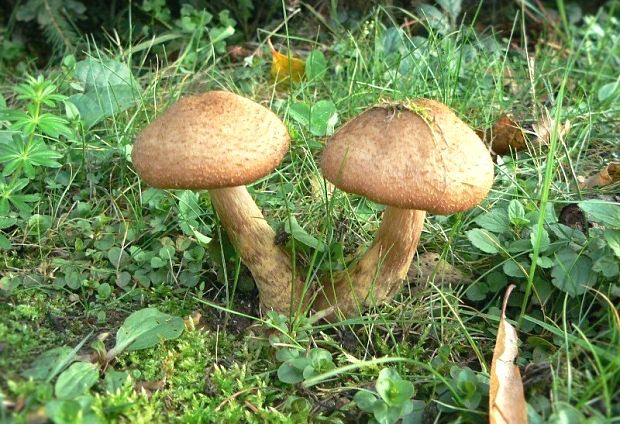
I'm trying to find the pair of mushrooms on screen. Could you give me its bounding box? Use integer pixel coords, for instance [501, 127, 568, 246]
[132, 91, 494, 319]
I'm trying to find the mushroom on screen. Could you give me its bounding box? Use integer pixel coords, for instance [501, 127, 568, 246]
[314, 99, 494, 318]
[132, 91, 306, 315]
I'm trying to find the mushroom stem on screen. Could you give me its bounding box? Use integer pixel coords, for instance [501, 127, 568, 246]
[314, 207, 426, 318]
[209, 186, 307, 315]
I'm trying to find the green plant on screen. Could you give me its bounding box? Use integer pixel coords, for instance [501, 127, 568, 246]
[0, 75, 69, 250]
[437, 366, 488, 412]
[15, 0, 86, 53]
[138, 2, 236, 70]
[353, 368, 424, 424]
[465, 198, 619, 305]
[276, 347, 336, 385]
[19, 308, 184, 422]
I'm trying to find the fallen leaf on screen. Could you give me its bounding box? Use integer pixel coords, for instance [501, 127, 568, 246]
[227, 45, 253, 62]
[529, 114, 571, 146]
[184, 311, 202, 331]
[489, 284, 527, 424]
[268, 38, 305, 86]
[408, 252, 471, 285]
[489, 114, 526, 155]
[136, 379, 166, 396]
[579, 162, 620, 188]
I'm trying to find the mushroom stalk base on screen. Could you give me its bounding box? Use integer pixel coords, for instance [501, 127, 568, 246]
[314, 207, 426, 319]
[209, 186, 306, 315]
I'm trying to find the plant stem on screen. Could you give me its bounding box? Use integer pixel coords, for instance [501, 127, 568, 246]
[314, 208, 426, 319]
[209, 186, 308, 316]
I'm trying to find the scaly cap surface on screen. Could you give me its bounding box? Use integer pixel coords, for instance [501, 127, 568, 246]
[320, 99, 494, 214]
[132, 91, 290, 189]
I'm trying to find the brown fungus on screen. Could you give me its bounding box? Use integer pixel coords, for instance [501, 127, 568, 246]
[314, 99, 494, 319]
[132, 91, 306, 315]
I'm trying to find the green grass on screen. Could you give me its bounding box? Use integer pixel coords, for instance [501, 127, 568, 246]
[1, 1, 620, 423]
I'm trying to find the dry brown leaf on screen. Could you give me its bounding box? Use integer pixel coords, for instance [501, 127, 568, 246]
[489, 284, 527, 424]
[489, 114, 527, 155]
[408, 252, 471, 285]
[184, 311, 202, 331]
[579, 162, 620, 188]
[530, 114, 571, 146]
[268, 38, 305, 85]
[227, 45, 253, 62]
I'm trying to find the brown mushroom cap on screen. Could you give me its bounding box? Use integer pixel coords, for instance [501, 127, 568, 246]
[320, 99, 494, 214]
[132, 91, 290, 189]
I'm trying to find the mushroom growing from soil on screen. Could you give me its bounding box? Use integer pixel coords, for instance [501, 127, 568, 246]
[313, 99, 494, 318]
[132, 91, 306, 315]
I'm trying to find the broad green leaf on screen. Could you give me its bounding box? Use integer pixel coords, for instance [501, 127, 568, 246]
[465, 282, 488, 301]
[305, 50, 327, 80]
[276, 347, 301, 362]
[551, 249, 594, 296]
[0, 233, 10, 249]
[416, 4, 450, 34]
[158, 245, 176, 261]
[112, 307, 184, 354]
[466, 228, 501, 254]
[592, 255, 619, 278]
[107, 246, 130, 268]
[376, 368, 414, 406]
[104, 370, 131, 393]
[503, 259, 528, 278]
[604, 229, 620, 258]
[533, 255, 554, 268]
[354, 390, 378, 412]
[529, 224, 550, 252]
[549, 222, 587, 245]
[55, 362, 99, 399]
[69, 58, 140, 128]
[506, 239, 533, 253]
[22, 346, 74, 380]
[45, 399, 82, 424]
[403, 400, 426, 424]
[284, 216, 325, 251]
[309, 100, 338, 136]
[508, 200, 528, 226]
[288, 102, 311, 127]
[288, 100, 338, 137]
[45, 395, 99, 424]
[380, 27, 406, 57]
[277, 359, 306, 384]
[437, 0, 462, 18]
[577, 201, 620, 228]
[547, 403, 585, 424]
[0, 216, 16, 229]
[36, 113, 73, 138]
[474, 209, 510, 233]
[598, 81, 619, 102]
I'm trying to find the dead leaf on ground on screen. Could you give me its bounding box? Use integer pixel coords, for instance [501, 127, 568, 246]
[184, 310, 203, 331]
[136, 379, 166, 396]
[227, 45, 253, 62]
[488, 114, 527, 155]
[529, 114, 571, 146]
[408, 252, 471, 285]
[489, 284, 527, 424]
[579, 162, 620, 188]
[268, 38, 305, 86]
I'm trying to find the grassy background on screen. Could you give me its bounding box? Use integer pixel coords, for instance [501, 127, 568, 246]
[1, 1, 619, 422]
